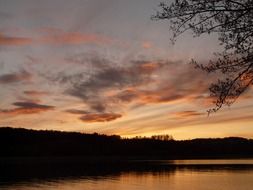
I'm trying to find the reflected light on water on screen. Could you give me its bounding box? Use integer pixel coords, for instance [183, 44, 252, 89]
[1, 160, 253, 190]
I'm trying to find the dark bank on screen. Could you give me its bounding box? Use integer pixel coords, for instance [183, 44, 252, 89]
[1, 127, 253, 159]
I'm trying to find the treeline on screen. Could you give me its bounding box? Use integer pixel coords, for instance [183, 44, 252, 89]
[1, 127, 253, 159]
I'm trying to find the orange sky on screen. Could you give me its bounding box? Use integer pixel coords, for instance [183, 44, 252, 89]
[0, 0, 253, 140]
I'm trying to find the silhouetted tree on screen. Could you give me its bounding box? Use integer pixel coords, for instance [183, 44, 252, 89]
[151, 134, 174, 141]
[152, 0, 253, 112]
[1, 127, 253, 158]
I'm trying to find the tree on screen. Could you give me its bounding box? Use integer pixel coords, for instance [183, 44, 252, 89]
[152, 0, 253, 113]
[151, 134, 174, 141]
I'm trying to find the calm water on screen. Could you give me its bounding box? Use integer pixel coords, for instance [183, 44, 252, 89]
[1, 159, 253, 190]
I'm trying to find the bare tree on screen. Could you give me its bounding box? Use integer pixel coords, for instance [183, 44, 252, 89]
[152, 0, 253, 113]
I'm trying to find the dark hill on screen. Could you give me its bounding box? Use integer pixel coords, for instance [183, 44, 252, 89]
[1, 127, 253, 159]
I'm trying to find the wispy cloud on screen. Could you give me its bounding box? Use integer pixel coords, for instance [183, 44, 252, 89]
[142, 41, 152, 49]
[20, 90, 50, 103]
[66, 109, 122, 123]
[0, 33, 33, 46]
[23, 90, 50, 97]
[0, 70, 32, 84]
[80, 113, 122, 122]
[65, 109, 90, 115]
[0, 28, 112, 47]
[32, 49, 215, 124]
[0, 102, 54, 116]
[50, 52, 211, 123]
[171, 110, 205, 119]
[64, 58, 162, 113]
[39, 31, 111, 45]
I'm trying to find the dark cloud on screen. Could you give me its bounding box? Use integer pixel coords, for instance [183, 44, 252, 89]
[66, 108, 121, 123]
[64, 57, 164, 113]
[114, 89, 139, 102]
[16, 96, 41, 104]
[13, 102, 53, 109]
[90, 103, 107, 113]
[65, 68, 146, 112]
[65, 52, 111, 69]
[65, 109, 90, 115]
[24, 90, 49, 97]
[0, 70, 32, 84]
[79, 113, 122, 123]
[0, 33, 33, 46]
[48, 53, 212, 121]
[0, 102, 54, 116]
[16, 89, 49, 105]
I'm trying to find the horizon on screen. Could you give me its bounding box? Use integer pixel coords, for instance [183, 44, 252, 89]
[1, 126, 251, 141]
[0, 0, 253, 140]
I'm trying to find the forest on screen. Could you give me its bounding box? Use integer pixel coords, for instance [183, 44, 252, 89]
[1, 127, 253, 159]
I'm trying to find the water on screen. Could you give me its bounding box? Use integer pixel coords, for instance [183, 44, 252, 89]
[1, 159, 253, 190]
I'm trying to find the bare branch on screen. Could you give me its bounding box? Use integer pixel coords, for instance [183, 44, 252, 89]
[153, 0, 253, 112]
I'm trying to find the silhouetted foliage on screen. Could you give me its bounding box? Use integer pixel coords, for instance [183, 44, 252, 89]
[1, 127, 253, 159]
[151, 134, 174, 141]
[152, 0, 253, 112]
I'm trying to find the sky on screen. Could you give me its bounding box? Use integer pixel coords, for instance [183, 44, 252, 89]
[0, 0, 253, 140]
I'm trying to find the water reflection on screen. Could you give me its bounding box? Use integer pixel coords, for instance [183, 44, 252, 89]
[1, 159, 253, 190]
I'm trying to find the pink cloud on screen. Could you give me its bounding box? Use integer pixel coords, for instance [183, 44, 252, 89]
[24, 90, 50, 97]
[173, 110, 205, 117]
[38, 28, 111, 45]
[0, 102, 54, 116]
[0, 28, 112, 46]
[0, 33, 33, 46]
[80, 113, 122, 123]
[0, 70, 32, 84]
[142, 41, 152, 49]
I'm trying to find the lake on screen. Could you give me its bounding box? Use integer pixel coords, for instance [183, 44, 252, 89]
[1, 159, 253, 190]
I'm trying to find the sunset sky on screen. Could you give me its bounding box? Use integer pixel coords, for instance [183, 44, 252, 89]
[1, 0, 253, 140]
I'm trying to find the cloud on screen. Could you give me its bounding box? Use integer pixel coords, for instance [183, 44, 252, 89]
[38, 27, 111, 45]
[47, 52, 212, 123]
[40, 32, 111, 45]
[108, 60, 211, 106]
[64, 58, 163, 113]
[66, 108, 122, 122]
[20, 90, 50, 103]
[64, 58, 163, 94]
[26, 55, 41, 65]
[65, 51, 112, 69]
[0, 70, 32, 84]
[171, 110, 205, 119]
[0, 33, 33, 46]
[79, 113, 122, 123]
[0, 102, 54, 116]
[13, 102, 53, 109]
[0, 28, 111, 47]
[65, 109, 90, 115]
[114, 89, 140, 102]
[113, 88, 185, 104]
[24, 90, 49, 97]
[142, 41, 152, 49]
